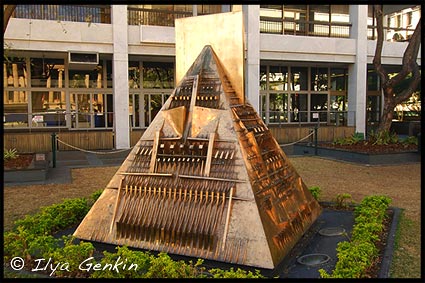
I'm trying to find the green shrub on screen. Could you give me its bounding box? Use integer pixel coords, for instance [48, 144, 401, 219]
[5, 193, 266, 279]
[333, 132, 364, 146]
[308, 186, 321, 200]
[401, 135, 418, 145]
[368, 130, 399, 145]
[4, 148, 18, 160]
[208, 267, 265, 278]
[333, 193, 353, 209]
[319, 195, 391, 278]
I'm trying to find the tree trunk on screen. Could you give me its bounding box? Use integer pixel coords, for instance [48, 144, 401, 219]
[372, 5, 421, 134]
[377, 95, 395, 133]
[3, 5, 17, 34]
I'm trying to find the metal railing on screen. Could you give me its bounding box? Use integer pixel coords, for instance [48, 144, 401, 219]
[261, 110, 351, 126]
[128, 7, 193, 26]
[13, 5, 111, 24]
[260, 17, 351, 38]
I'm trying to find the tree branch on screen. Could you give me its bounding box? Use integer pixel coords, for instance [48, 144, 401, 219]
[372, 5, 388, 84]
[389, 18, 421, 87]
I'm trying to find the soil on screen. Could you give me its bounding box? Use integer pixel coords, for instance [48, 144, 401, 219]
[319, 141, 417, 154]
[4, 154, 34, 170]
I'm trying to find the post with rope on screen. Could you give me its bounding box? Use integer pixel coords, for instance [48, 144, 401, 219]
[314, 125, 318, 156]
[51, 132, 57, 168]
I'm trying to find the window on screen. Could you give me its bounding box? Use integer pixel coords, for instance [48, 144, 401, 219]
[260, 64, 349, 125]
[291, 67, 308, 91]
[31, 58, 65, 88]
[311, 67, 328, 91]
[269, 66, 289, 91]
[143, 62, 174, 89]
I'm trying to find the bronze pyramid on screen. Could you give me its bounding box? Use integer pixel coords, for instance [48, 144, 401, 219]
[74, 45, 321, 269]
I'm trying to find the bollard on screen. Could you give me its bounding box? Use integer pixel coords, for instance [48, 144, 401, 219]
[51, 132, 57, 168]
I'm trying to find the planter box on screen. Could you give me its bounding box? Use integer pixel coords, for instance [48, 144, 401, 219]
[4, 153, 49, 183]
[293, 143, 420, 165]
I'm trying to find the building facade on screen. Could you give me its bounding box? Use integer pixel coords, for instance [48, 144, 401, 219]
[3, 5, 421, 151]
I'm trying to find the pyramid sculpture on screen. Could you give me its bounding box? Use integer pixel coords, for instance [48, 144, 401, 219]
[74, 46, 321, 269]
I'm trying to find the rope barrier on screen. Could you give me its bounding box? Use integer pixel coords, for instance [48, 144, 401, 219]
[279, 131, 315, 147]
[56, 138, 133, 155]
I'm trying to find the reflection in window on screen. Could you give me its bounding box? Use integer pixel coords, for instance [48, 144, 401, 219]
[69, 65, 103, 89]
[311, 93, 328, 121]
[269, 93, 288, 123]
[330, 68, 347, 92]
[143, 62, 174, 89]
[260, 65, 267, 90]
[291, 67, 308, 91]
[290, 93, 308, 122]
[31, 91, 66, 127]
[129, 61, 141, 89]
[30, 58, 65, 88]
[311, 67, 328, 91]
[269, 66, 289, 91]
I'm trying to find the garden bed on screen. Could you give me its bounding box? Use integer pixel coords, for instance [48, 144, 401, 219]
[4, 153, 49, 183]
[293, 143, 420, 165]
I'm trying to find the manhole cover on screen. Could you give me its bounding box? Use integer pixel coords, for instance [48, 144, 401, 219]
[319, 227, 346, 236]
[297, 254, 330, 266]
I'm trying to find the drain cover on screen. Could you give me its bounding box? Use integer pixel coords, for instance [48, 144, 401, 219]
[297, 254, 331, 266]
[319, 227, 346, 236]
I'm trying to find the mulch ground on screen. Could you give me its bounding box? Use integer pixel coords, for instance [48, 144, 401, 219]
[320, 141, 417, 154]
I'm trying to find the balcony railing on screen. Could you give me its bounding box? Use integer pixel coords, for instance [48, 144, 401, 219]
[367, 25, 417, 41]
[13, 5, 111, 24]
[128, 7, 193, 26]
[260, 17, 351, 38]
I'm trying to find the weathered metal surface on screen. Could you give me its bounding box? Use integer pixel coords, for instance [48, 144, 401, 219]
[74, 45, 321, 269]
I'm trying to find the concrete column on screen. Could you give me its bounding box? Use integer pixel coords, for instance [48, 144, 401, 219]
[348, 5, 368, 135]
[112, 5, 130, 149]
[243, 5, 260, 112]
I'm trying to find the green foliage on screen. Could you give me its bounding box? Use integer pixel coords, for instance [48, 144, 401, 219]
[145, 252, 203, 278]
[5, 194, 265, 279]
[333, 193, 353, 209]
[333, 132, 364, 145]
[368, 130, 399, 145]
[308, 186, 321, 200]
[4, 148, 18, 160]
[208, 267, 265, 278]
[319, 195, 391, 278]
[401, 135, 418, 145]
[90, 246, 152, 278]
[13, 198, 90, 235]
[50, 236, 95, 277]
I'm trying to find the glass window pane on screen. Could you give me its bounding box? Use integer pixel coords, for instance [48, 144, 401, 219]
[260, 65, 267, 90]
[129, 61, 141, 89]
[311, 67, 328, 91]
[331, 5, 349, 22]
[69, 63, 103, 88]
[4, 59, 27, 88]
[330, 68, 347, 91]
[367, 69, 380, 91]
[269, 93, 288, 123]
[311, 93, 328, 121]
[143, 62, 174, 89]
[4, 89, 29, 128]
[30, 58, 65, 88]
[150, 94, 163, 122]
[290, 67, 308, 91]
[290, 93, 307, 122]
[269, 66, 289, 91]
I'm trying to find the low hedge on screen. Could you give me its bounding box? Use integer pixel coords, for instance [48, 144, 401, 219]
[319, 195, 392, 278]
[3, 190, 264, 279]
